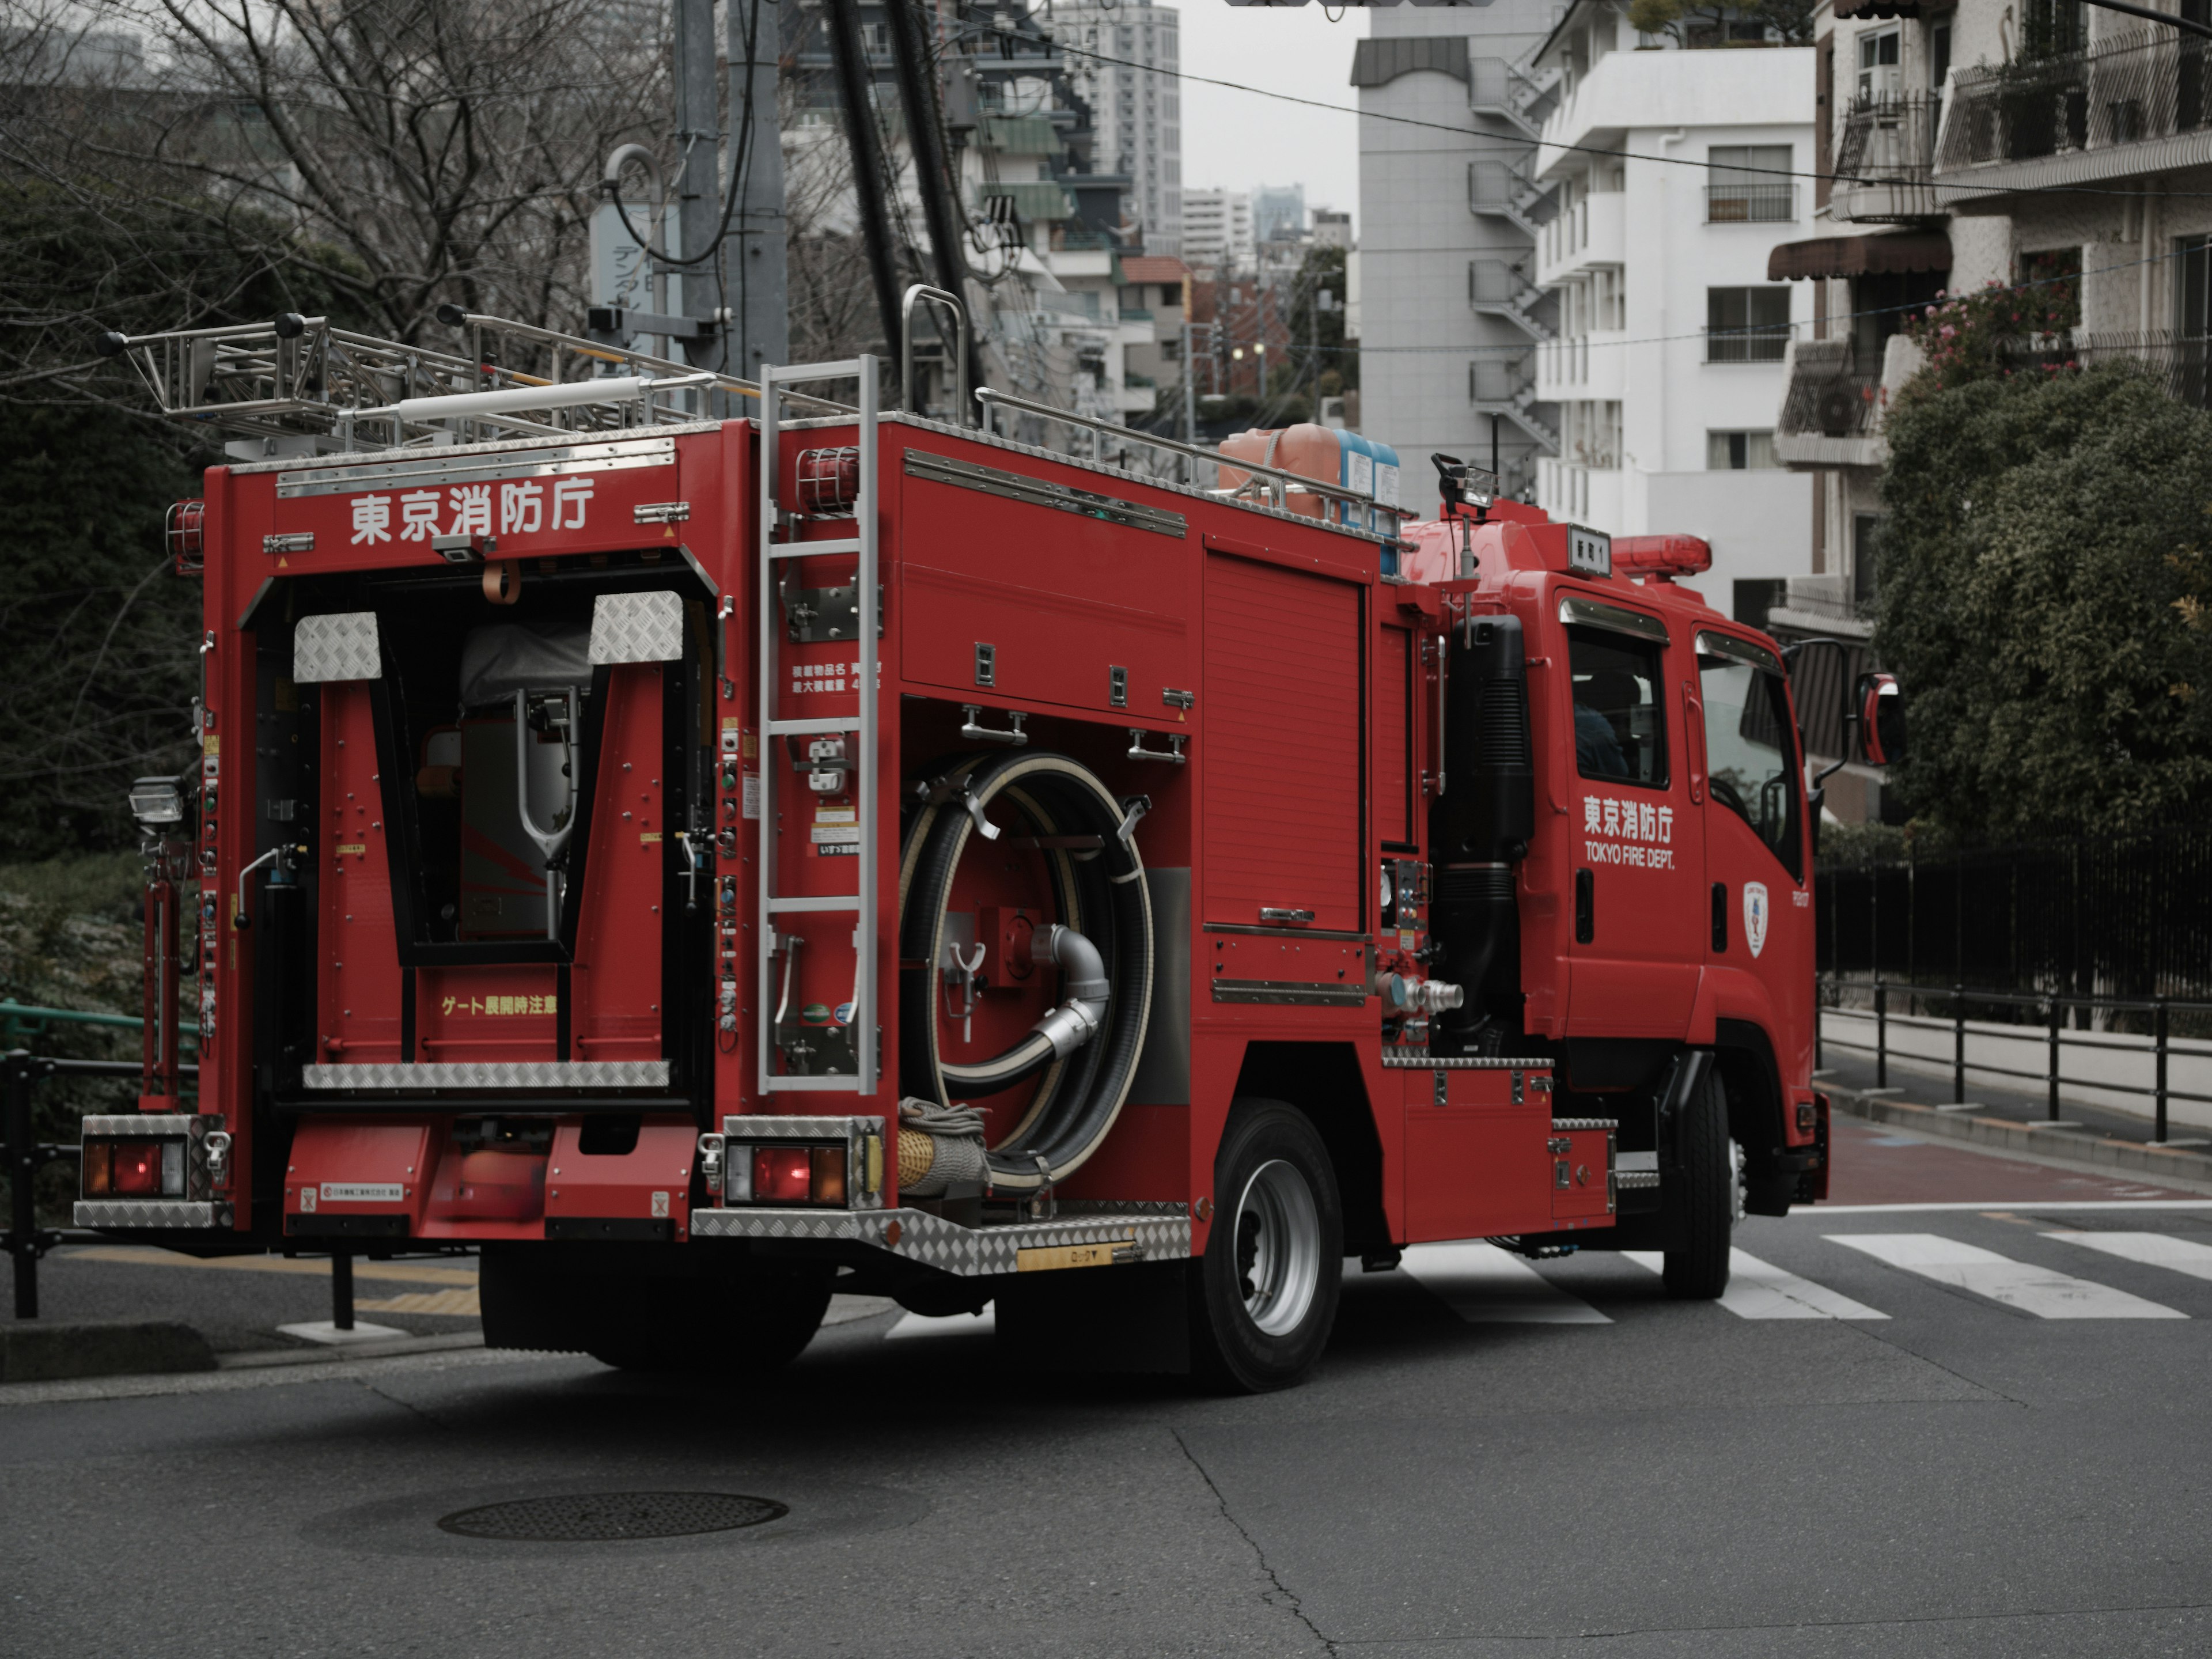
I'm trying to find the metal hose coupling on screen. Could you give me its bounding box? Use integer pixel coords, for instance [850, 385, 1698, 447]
[1411, 979, 1466, 1014]
[1028, 923, 1110, 1058]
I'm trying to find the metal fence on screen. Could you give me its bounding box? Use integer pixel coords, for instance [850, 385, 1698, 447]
[1817, 825, 2212, 1006]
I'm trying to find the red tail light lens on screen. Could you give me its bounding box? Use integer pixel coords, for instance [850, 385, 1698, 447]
[743, 1144, 850, 1205]
[112, 1140, 162, 1195]
[754, 1147, 812, 1203]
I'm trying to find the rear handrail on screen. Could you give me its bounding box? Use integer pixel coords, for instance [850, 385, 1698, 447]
[900, 285, 969, 426]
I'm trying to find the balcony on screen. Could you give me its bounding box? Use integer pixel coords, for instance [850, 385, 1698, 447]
[1832, 94, 1941, 222]
[1936, 25, 2212, 185]
[1772, 335, 1923, 469]
[1766, 574, 1875, 641]
[1535, 190, 1623, 286]
[1704, 183, 1798, 224]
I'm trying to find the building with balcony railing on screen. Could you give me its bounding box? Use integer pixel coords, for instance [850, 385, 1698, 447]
[1354, 0, 1562, 483]
[1760, 0, 1957, 806]
[1527, 0, 1813, 618]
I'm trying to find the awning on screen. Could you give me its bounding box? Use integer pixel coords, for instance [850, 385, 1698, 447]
[1833, 0, 1921, 17]
[1768, 231, 1951, 282]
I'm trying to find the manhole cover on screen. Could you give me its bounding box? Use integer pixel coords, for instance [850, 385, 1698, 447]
[436, 1492, 786, 1541]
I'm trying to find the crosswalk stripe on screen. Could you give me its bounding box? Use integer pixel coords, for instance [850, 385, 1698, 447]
[2044, 1230, 2212, 1283]
[1399, 1242, 1611, 1324]
[885, 1306, 998, 1340]
[1826, 1233, 2188, 1319]
[1622, 1249, 1889, 1320]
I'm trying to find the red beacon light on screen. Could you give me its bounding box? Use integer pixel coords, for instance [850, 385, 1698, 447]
[1611, 534, 1712, 581]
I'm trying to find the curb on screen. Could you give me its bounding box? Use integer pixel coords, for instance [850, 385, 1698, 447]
[0, 1319, 217, 1384]
[1826, 1084, 2212, 1194]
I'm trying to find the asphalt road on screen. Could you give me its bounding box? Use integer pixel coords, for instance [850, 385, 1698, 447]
[7, 1118, 2212, 1657]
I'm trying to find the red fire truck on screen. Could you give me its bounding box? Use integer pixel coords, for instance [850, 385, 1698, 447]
[80, 298, 1828, 1390]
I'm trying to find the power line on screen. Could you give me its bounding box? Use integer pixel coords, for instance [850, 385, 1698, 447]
[1236, 247, 2162, 356]
[1050, 38, 2212, 205]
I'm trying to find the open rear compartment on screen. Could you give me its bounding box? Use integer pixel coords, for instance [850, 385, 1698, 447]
[253, 539, 725, 1248]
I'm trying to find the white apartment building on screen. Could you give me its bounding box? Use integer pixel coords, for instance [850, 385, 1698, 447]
[1181, 186, 1256, 275]
[1531, 0, 1814, 623]
[1354, 1, 1560, 499]
[1056, 1, 1181, 255]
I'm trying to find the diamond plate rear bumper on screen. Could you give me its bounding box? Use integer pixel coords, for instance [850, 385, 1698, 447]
[74, 1199, 232, 1229]
[690, 1202, 1190, 1275]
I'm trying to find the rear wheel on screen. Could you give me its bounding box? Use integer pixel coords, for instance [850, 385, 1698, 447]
[1190, 1100, 1343, 1392]
[1662, 1069, 1737, 1300]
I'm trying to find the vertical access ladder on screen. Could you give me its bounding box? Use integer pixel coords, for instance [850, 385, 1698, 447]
[756, 356, 880, 1094]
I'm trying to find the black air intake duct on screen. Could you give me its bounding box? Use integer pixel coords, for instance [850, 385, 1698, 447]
[1431, 615, 1535, 1047]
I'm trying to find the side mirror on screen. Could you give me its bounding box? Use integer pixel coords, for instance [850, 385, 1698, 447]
[1857, 673, 1905, 766]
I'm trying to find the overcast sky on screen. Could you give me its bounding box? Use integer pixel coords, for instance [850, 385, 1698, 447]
[1164, 2, 1369, 228]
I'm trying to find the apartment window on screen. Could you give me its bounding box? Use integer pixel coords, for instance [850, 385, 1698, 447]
[1708, 431, 1779, 469]
[1707, 287, 1793, 362]
[1856, 28, 1901, 103]
[1706, 145, 1795, 223]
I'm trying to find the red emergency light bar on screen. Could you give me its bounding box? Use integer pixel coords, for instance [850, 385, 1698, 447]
[1612, 534, 1712, 577]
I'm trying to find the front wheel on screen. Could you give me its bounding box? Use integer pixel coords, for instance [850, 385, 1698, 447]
[1662, 1069, 1738, 1300]
[1190, 1100, 1343, 1392]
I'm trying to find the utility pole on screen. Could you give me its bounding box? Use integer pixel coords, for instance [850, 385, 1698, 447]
[1182, 321, 1199, 480]
[882, 0, 982, 410]
[824, 0, 904, 372]
[729, 0, 789, 381]
[672, 0, 721, 372]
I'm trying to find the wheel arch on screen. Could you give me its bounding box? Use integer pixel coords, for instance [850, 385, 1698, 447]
[1229, 1040, 1389, 1257]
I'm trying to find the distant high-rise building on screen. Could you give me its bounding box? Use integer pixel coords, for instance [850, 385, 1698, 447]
[1180, 187, 1255, 275]
[1252, 183, 1306, 244]
[1056, 1, 1182, 255]
[1353, 2, 1565, 501]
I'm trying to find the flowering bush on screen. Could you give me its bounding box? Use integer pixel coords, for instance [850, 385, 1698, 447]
[1899, 275, 2078, 399]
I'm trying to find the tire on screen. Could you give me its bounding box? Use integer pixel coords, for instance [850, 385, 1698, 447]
[1189, 1100, 1343, 1392]
[1662, 1068, 1737, 1300]
[582, 1268, 833, 1377]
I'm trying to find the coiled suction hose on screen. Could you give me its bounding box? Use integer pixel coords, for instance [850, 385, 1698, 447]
[897, 750, 1153, 1192]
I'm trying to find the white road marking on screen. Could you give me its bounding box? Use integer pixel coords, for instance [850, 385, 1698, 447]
[1787, 1212, 2212, 1221]
[1399, 1241, 1611, 1324]
[1622, 1248, 1888, 1320]
[1825, 1233, 2188, 1319]
[2045, 1230, 2212, 1283]
[885, 1306, 998, 1340]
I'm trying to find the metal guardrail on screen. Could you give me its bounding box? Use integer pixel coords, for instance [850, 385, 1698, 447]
[1820, 979, 2212, 1144]
[1704, 183, 1797, 223]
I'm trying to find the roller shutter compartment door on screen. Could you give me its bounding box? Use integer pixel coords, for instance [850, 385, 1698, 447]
[1202, 555, 1363, 933]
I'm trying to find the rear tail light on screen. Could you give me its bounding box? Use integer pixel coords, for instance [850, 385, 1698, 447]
[100, 1139, 184, 1196]
[737, 1143, 850, 1206]
[796, 447, 860, 515]
[755, 1146, 810, 1202]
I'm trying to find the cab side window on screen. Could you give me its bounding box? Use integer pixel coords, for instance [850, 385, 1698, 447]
[1568, 626, 1668, 787]
[1699, 655, 1802, 880]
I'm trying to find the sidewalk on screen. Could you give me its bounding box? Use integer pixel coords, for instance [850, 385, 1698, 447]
[1816, 1046, 2212, 1194]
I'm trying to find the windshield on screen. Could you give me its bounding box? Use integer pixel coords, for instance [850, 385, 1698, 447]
[1699, 655, 1801, 880]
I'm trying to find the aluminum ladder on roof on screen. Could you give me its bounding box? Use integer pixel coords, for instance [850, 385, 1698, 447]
[756, 355, 879, 1094]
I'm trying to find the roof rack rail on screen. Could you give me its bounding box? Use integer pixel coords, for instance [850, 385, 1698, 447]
[93, 307, 854, 454]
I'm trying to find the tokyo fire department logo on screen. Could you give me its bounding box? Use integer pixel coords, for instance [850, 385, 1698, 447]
[1743, 882, 1770, 959]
